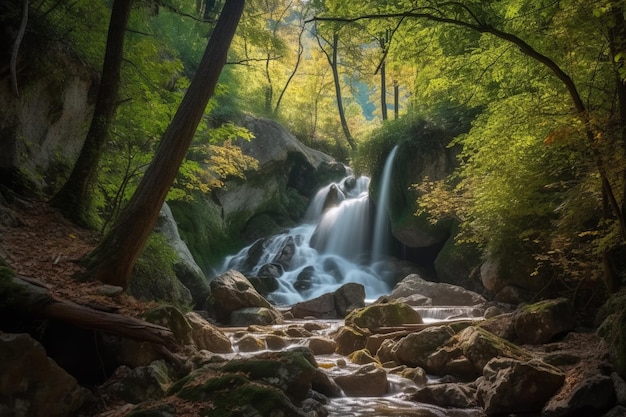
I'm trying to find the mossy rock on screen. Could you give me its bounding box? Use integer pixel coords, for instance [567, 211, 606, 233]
[174, 372, 307, 417]
[345, 302, 423, 331]
[348, 349, 380, 365]
[334, 325, 369, 356]
[130, 234, 192, 309]
[513, 298, 575, 344]
[143, 304, 193, 346]
[456, 326, 531, 373]
[597, 290, 626, 377]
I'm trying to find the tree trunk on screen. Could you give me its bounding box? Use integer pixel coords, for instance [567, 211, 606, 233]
[84, 0, 245, 290]
[51, 0, 133, 226]
[380, 60, 387, 121]
[329, 33, 356, 150]
[393, 80, 399, 120]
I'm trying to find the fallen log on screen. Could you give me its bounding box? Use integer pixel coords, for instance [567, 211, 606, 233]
[0, 274, 179, 351]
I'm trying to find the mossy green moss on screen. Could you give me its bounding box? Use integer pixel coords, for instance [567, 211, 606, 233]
[130, 233, 192, 308]
[345, 302, 423, 330]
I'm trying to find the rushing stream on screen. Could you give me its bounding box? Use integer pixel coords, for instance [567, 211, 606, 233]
[215, 149, 486, 416]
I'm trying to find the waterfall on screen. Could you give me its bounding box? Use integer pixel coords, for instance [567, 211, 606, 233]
[371, 145, 399, 263]
[216, 150, 401, 305]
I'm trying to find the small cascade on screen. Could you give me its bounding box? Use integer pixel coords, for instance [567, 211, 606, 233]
[216, 150, 402, 305]
[371, 145, 399, 263]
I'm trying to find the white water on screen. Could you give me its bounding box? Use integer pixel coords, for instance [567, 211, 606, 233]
[216, 152, 400, 305]
[371, 145, 399, 263]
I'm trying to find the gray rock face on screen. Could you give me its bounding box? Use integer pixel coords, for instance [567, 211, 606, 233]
[0, 42, 97, 196]
[156, 203, 210, 308]
[0, 332, 90, 417]
[103, 361, 171, 404]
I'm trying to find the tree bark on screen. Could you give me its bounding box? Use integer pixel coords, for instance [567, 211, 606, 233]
[51, 0, 133, 226]
[10, 0, 28, 97]
[319, 33, 357, 150]
[84, 0, 245, 289]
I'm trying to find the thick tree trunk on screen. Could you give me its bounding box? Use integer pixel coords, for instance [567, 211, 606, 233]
[84, 0, 245, 289]
[51, 0, 133, 226]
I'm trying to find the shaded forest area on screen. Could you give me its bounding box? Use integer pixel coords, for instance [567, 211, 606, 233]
[2, 0, 626, 416]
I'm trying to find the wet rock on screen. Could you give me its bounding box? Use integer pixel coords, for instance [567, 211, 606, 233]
[477, 358, 565, 415]
[513, 298, 575, 344]
[334, 364, 388, 397]
[294, 265, 315, 292]
[248, 263, 281, 295]
[103, 361, 171, 404]
[312, 369, 343, 398]
[208, 270, 273, 323]
[366, 331, 405, 355]
[243, 238, 267, 272]
[185, 312, 232, 353]
[307, 336, 337, 355]
[348, 349, 379, 365]
[322, 184, 341, 212]
[291, 282, 365, 319]
[292, 292, 336, 318]
[410, 382, 478, 408]
[391, 325, 455, 369]
[272, 235, 296, 269]
[230, 306, 284, 326]
[235, 335, 265, 352]
[390, 274, 485, 306]
[265, 334, 289, 350]
[333, 282, 366, 316]
[334, 325, 369, 355]
[376, 338, 399, 364]
[478, 312, 516, 342]
[399, 367, 428, 386]
[343, 175, 357, 190]
[345, 302, 423, 331]
[0, 332, 90, 417]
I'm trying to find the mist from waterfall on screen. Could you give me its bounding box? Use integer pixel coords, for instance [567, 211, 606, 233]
[216, 151, 399, 305]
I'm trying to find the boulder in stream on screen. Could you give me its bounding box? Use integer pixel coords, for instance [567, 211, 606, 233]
[390, 274, 486, 306]
[291, 282, 366, 319]
[207, 270, 275, 323]
[333, 363, 388, 397]
[344, 301, 423, 331]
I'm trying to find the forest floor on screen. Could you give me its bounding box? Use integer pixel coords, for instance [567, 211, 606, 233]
[0, 200, 154, 316]
[0, 200, 617, 416]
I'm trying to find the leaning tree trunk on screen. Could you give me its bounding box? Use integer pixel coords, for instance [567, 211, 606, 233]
[51, 0, 133, 226]
[84, 0, 245, 289]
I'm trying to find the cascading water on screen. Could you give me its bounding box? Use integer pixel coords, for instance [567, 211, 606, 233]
[371, 145, 399, 263]
[216, 151, 400, 305]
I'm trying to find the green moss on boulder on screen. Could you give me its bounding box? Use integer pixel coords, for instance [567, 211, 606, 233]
[345, 302, 423, 330]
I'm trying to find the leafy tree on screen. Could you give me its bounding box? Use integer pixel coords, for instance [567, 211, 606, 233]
[85, 0, 245, 289]
[51, 0, 133, 226]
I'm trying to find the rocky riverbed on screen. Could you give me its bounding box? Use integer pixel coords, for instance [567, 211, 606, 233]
[3, 267, 625, 417]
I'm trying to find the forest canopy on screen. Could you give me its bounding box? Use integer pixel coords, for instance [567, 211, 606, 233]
[4, 0, 626, 296]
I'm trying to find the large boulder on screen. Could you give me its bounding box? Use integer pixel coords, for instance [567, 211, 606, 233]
[344, 302, 423, 331]
[155, 203, 210, 308]
[391, 325, 455, 369]
[513, 298, 575, 344]
[290, 282, 366, 319]
[390, 274, 486, 306]
[333, 364, 388, 397]
[477, 358, 565, 415]
[0, 37, 97, 196]
[185, 312, 232, 353]
[0, 332, 90, 417]
[208, 270, 275, 323]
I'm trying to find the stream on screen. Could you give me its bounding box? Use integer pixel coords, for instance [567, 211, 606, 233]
[214, 148, 486, 416]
